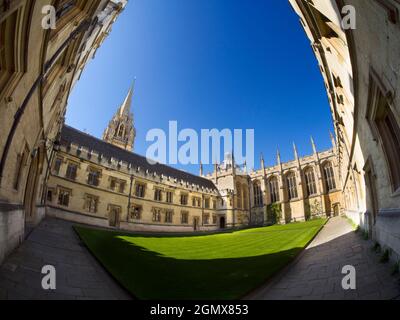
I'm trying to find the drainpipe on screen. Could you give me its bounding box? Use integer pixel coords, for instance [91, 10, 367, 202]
[127, 174, 134, 222]
[40, 138, 60, 205]
[248, 177, 252, 226]
[201, 194, 205, 230]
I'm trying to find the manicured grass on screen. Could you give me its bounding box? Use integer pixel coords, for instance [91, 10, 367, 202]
[75, 219, 327, 300]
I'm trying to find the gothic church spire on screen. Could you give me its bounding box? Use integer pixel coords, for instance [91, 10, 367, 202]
[103, 81, 136, 152]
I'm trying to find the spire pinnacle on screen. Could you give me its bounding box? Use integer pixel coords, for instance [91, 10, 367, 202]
[276, 148, 281, 165]
[329, 131, 336, 148]
[293, 142, 299, 160]
[311, 136, 317, 154]
[260, 153, 265, 170]
[119, 79, 135, 116]
[102, 80, 136, 152]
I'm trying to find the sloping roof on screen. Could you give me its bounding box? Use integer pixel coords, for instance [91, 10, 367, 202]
[60, 125, 217, 191]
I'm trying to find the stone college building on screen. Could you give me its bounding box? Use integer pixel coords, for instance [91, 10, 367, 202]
[0, 0, 399, 269]
[45, 84, 342, 232]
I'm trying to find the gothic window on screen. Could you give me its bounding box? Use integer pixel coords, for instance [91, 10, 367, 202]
[58, 188, 71, 207]
[0, 11, 17, 95]
[204, 213, 210, 225]
[323, 162, 336, 192]
[0, 2, 32, 97]
[192, 197, 201, 207]
[286, 172, 298, 200]
[304, 168, 318, 197]
[118, 124, 125, 138]
[84, 194, 98, 213]
[53, 157, 63, 176]
[47, 189, 54, 202]
[154, 188, 163, 201]
[367, 73, 400, 192]
[87, 168, 101, 186]
[119, 180, 126, 193]
[65, 162, 78, 180]
[165, 210, 173, 223]
[376, 108, 400, 191]
[253, 181, 263, 207]
[212, 214, 217, 225]
[109, 177, 117, 191]
[152, 208, 162, 222]
[180, 194, 188, 205]
[204, 198, 210, 209]
[135, 183, 146, 198]
[130, 204, 142, 220]
[269, 177, 280, 203]
[166, 191, 173, 203]
[213, 200, 217, 209]
[181, 211, 189, 224]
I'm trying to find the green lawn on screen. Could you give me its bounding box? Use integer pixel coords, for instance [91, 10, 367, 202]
[75, 219, 326, 300]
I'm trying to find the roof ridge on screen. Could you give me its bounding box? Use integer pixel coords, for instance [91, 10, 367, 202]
[61, 125, 216, 188]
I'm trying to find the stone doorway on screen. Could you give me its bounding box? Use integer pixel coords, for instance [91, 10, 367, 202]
[220, 216, 226, 229]
[193, 217, 199, 231]
[109, 206, 121, 228]
[333, 204, 340, 217]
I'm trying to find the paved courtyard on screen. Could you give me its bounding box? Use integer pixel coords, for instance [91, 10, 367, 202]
[1, 216, 399, 300]
[246, 217, 400, 300]
[0, 218, 131, 300]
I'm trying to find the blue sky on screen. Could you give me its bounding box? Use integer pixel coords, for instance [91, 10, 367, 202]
[66, 0, 334, 175]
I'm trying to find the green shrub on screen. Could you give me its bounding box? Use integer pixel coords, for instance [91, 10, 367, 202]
[380, 249, 390, 263]
[391, 262, 399, 275]
[372, 242, 381, 253]
[267, 203, 282, 225]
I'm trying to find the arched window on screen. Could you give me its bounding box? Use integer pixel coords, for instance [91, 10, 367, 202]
[324, 162, 336, 192]
[0, 2, 32, 97]
[118, 124, 125, 137]
[304, 167, 317, 197]
[286, 172, 298, 200]
[236, 182, 242, 209]
[269, 176, 280, 203]
[253, 181, 263, 207]
[0, 13, 17, 93]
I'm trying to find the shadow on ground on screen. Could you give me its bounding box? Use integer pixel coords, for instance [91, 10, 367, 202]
[247, 218, 400, 300]
[76, 226, 309, 300]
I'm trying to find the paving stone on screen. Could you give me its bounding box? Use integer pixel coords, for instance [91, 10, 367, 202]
[285, 285, 313, 298]
[0, 218, 131, 300]
[247, 217, 400, 300]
